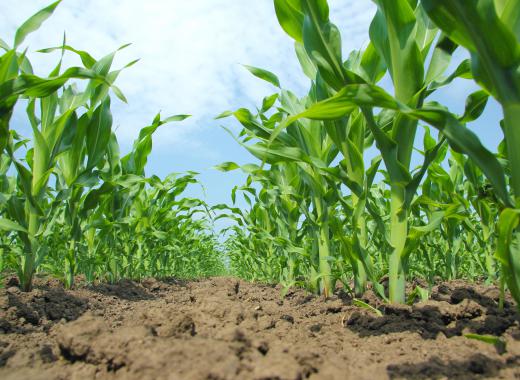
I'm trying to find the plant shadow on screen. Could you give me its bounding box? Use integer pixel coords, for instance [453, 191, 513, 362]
[344, 284, 519, 340]
[1, 288, 89, 333]
[387, 353, 520, 379]
[88, 279, 156, 301]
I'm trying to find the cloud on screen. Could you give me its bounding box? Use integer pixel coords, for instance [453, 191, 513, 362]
[329, 0, 377, 52]
[1, 0, 375, 155]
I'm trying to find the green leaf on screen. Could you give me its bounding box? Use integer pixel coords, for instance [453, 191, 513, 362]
[163, 114, 191, 123]
[110, 84, 127, 103]
[465, 333, 507, 354]
[301, 0, 346, 89]
[360, 42, 387, 84]
[295, 42, 317, 79]
[422, 0, 520, 68]
[371, 0, 423, 101]
[0, 218, 27, 233]
[498, 0, 520, 40]
[86, 98, 112, 170]
[497, 208, 520, 310]
[0, 38, 10, 51]
[285, 83, 512, 206]
[274, 0, 304, 42]
[353, 298, 382, 316]
[243, 65, 280, 88]
[422, 0, 520, 100]
[0, 67, 105, 104]
[14, 1, 61, 48]
[261, 94, 279, 112]
[215, 110, 233, 119]
[214, 162, 240, 172]
[425, 34, 458, 85]
[460, 90, 489, 122]
[38, 44, 96, 68]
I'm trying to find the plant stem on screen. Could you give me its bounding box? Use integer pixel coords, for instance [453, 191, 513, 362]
[20, 207, 39, 292]
[502, 103, 520, 206]
[67, 239, 76, 289]
[389, 184, 407, 303]
[314, 196, 333, 297]
[352, 193, 368, 296]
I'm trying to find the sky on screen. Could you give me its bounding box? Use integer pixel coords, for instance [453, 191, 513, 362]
[0, 0, 504, 209]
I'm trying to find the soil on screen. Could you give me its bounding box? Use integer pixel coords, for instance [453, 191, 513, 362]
[0, 276, 519, 380]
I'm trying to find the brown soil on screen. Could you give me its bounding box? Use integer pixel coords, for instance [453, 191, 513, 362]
[0, 276, 519, 380]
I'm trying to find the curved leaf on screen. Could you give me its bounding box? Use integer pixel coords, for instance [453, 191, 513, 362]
[14, 1, 61, 48]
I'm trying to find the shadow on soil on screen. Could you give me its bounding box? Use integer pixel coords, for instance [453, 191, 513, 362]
[87, 277, 189, 301]
[387, 353, 520, 379]
[88, 279, 156, 301]
[0, 288, 88, 334]
[345, 284, 519, 340]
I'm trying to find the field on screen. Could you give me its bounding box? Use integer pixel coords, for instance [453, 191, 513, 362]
[0, 276, 519, 380]
[1, 0, 520, 379]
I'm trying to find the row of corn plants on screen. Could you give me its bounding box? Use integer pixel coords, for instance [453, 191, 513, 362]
[0, 2, 225, 290]
[1, 0, 517, 310]
[218, 0, 519, 308]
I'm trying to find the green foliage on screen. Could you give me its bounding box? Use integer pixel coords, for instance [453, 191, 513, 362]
[0, 3, 225, 290]
[219, 0, 520, 311]
[3, 1, 520, 315]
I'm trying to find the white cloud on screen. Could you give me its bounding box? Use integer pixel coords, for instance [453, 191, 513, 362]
[0, 0, 374, 171]
[329, 0, 377, 52]
[0, 0, 375, 155]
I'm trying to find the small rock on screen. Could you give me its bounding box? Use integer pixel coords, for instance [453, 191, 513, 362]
[257, 341, 269, 355]
[0, 349, 15, 367]
[40, 345, 57, 363]
[280, 314, 294, 324]
[6, 277, 19, 287]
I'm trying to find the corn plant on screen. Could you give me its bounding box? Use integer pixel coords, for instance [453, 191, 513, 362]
[269, 0, 507, 303]
[216, 0, 516, 307]
[420, 0, 520, 310]
[216, 164, 311, 290]
[0, 1, 225, 290]
[0, 3, 129, 290]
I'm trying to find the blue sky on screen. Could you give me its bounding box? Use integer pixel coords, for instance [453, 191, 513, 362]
[1, 1, 504, 208]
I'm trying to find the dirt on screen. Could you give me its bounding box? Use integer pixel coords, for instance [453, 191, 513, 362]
[0, 277, 519, 380]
